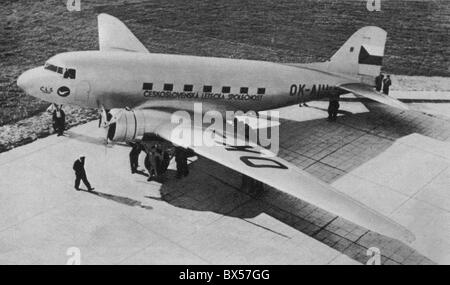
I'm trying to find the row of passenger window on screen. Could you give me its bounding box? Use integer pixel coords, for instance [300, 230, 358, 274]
[143, 83, 265, 95]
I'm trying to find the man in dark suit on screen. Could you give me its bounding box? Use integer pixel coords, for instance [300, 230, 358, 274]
[383, 75, 392, 95]
[129, 142, 142, 174]
[175, 147, 189, 178]
[375, 73, 384, 92]
[52, 104, 65, 136]
[73, 156, 94, 191]
[327, 95, 340, 121]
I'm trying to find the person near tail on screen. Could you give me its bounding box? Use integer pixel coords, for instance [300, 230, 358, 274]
[375, 73, 384, 92]
[382, 75, 392, 95]
[327, 95, 340, 121]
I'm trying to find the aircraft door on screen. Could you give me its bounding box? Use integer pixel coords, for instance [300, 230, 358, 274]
[75, 80, 90, 104]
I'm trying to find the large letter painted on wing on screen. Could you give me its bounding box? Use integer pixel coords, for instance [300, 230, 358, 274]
[156, 119, 415, 244]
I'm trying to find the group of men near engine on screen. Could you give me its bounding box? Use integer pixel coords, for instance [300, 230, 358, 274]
[129, 142, 190, 181]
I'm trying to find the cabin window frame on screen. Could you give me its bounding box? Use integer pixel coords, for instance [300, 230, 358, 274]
[222, 86, 231, 93]
[240, 87, 249, 94]
[142, 83, 153, 90]
[163, 83, 174, 91]
[184, 84, 194, 92]
[203, 85, 213, 93]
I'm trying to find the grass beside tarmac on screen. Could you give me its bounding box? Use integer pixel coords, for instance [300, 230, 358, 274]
[0, 0, 448, 151]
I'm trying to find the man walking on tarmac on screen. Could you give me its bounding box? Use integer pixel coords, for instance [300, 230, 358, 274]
[73, 156, 94, 191]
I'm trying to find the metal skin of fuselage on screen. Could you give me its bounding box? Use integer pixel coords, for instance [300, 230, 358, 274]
[17, 50, 352, 115]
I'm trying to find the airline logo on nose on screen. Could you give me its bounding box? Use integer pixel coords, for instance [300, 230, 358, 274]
[57, 86, 71, 97]
[40, 86, 53, 94]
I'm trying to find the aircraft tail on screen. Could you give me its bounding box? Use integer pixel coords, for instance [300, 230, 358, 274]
[98, 13, 149, 53]
[327, 26, 386, 80]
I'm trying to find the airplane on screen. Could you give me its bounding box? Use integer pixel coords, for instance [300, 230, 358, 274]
[17, 13, 415, 243]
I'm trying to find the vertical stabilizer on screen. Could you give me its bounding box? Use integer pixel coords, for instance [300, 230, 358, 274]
[98, 13, 149, 53]
[328, 26, 386, 79]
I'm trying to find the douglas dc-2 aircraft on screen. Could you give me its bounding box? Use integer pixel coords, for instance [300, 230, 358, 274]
[17, 14, 414, 243]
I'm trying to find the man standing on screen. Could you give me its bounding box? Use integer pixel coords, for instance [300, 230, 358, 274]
[327, 95, 340, 121]
[144, 150, 153, 181]
[73, 156, 94, 191]
[55, 105, 65, 136]
[383, 75, 392, 95]
[175, 147, 189, 178]
[145, 146, 160, 181]
[49, 104, 65, 136]
[129, 142, 142, 174]
[375, 73, 384, 92]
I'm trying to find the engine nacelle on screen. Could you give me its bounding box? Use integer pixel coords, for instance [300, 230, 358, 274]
[106, 108, 160, 142]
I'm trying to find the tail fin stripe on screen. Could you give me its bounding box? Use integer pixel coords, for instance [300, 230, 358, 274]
[358, 46, 383, 66]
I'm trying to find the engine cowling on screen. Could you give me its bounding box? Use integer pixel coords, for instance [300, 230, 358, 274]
[106, 108, 162, 142]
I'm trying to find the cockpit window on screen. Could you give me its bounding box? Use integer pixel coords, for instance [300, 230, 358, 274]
[44, 63, 58, 72]
[44, 62, 76, 79]
[63, 68, 76, 79]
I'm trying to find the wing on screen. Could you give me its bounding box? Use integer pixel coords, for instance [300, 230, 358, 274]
[338, 83, 409, 110]
[98, 13, 150, 53]
[154, 117, 415, 243]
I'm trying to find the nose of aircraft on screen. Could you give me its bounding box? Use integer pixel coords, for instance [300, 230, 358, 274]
[17, 67, 40, 92]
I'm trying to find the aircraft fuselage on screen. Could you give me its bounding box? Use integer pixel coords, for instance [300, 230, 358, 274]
[18, 51, 351, 114]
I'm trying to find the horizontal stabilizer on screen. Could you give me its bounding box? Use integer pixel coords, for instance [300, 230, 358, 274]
[98, 13, 149, 53]
[339, 83, 409, 110]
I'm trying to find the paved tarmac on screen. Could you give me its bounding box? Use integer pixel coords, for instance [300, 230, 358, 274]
[0, 93, 449, 264]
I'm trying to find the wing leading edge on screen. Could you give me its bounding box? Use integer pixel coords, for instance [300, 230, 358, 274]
[154, 117, 415, 244]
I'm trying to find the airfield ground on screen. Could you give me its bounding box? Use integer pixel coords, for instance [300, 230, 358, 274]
[0, 94, 449, 265]
[0, 0, 449, 265]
